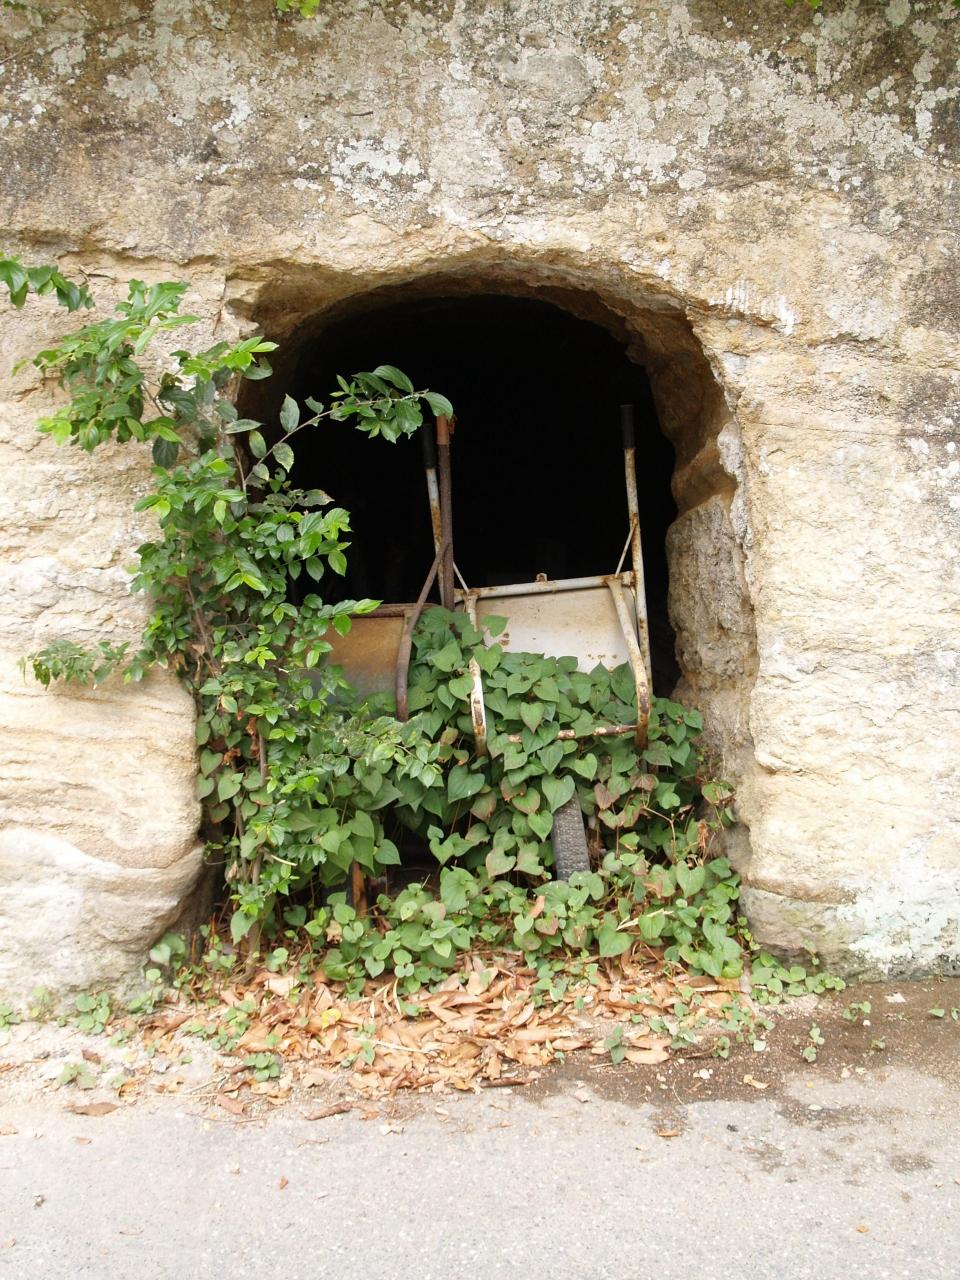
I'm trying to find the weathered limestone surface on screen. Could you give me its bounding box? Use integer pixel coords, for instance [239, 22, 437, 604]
[0, 292, 221, 997]
[0, 0, 958, 989]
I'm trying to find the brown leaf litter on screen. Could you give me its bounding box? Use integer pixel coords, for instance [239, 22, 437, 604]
[166, 950, 742, 1099]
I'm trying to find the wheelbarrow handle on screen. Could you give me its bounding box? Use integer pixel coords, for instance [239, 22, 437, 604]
[619, 402, 635, 451]
[420, 421, 438, 471]
[395, 538, 450, 720]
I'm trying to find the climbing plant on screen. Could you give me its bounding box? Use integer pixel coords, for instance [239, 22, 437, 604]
[5, 262, 448, 940]
[395, 608, 732, 880]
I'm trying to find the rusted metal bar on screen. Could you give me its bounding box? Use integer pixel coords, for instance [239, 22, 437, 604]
[421, 421, 444, 561]
[395, 538, 449, 720]
[462, 592, 488, 757]
[606, 574, 650, 747]
[614, 521, 634, 577]
[454, 572, 635, 602]
[620, 404, 652, 690]
[344, 539, 451, 917]
[436, 415, 455, 611]
[506, 721, 640, 745]
[350, 862, 369, 919]
[354, 603, 418, 619]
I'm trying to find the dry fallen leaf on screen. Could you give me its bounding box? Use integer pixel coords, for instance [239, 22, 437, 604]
[304, 1103, 353, 1121]
[67, 1102, 118, 1117]
[264, 974, 298, 998]
[856, 1225, 869, 1235]
[300, 1070, 331, 1089]
[742, 1074, 769, 1091]
[624, 1046, 669, 1066]
[81, 1049, 101, 1066]
[656, 1128, 681, 1139]
[1, 1239, 14, 1249]
[216, 1093, 246, 1117]
[278, 1177, 289, 1191]
[0, 1125, 18, 1137]
[73, 1137, 93, 1146]
[143, 1011, 193, 1033]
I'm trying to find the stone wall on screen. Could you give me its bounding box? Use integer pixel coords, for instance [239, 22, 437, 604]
[0, 0, 958, 993]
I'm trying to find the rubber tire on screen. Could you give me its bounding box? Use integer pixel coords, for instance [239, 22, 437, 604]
[551, 796, 591, 880]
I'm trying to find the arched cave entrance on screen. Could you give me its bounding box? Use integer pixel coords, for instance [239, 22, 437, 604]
[237, 268, 757, 810]
[269, 294, 680, 694]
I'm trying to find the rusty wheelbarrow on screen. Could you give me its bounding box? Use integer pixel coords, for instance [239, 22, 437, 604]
[324, 405, 653, 882]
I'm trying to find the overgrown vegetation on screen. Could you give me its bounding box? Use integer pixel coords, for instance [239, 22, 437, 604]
[2, 255, 835, 1007]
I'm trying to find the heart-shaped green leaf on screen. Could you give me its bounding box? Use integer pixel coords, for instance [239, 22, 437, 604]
[529, 810, 554, 841]
[533, 676, 559, 702]
[431, 639, 463, 673]
[512, 787, 541, 815]
[485, 848, 516, 877]
[638, 910, 666, 941]
[448, 673, 474, 700]
[643, 741, 672, 767]
[448, 765, 485, 803]
[217, 771, 242, 801]
[516, 845, 544, 876]
[597, 922, 631, 958]
[520, 702, 544, 733]
[542, 774, 576, 812]
[676, 861, 706, 898]
[572, 752, 598, 780]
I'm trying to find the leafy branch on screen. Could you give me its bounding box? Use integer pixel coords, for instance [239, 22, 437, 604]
[1, 255, 93, 312]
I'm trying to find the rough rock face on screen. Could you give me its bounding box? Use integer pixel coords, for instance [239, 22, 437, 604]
[0, 294, 214, 999]
[0, 0, 958, 989]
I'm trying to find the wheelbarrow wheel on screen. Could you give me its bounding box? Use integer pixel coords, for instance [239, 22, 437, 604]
[551, 797, 591, 880]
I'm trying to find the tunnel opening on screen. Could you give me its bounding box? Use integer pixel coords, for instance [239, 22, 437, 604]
[280, 294, 680, 694]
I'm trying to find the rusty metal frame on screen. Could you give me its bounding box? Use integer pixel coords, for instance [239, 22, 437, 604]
[456, 571, 633, 600]
[420, 422, 444, 568]
[456, 570, 650, 748]
[328, 403, 659, 901]
[462, 593, 488, 756]
[604, 574, 651, 746]
[395, 538, 449, 721]
[620, 403, 652, 691]
[435, 415, 455, 610]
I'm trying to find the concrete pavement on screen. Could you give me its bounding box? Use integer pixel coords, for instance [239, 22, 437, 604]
[1, 981, 957, 1279]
